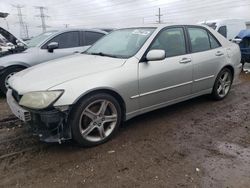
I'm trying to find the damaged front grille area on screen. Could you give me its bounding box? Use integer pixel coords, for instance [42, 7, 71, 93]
[27, 108, 72, 143]
[8, 89, 72, 143]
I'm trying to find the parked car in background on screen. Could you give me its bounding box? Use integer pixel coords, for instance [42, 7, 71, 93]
[0, 27, 27, 57]
[0, 28, 107, 94]
[200, 19, 247, 40]
[7, 24, 241, 147]
[236, 29, 250, 65]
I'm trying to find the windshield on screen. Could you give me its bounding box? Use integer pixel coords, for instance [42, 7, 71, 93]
[86, 28, 155, 58]
[26, 31, 58, 48]
[203, 22, 217, 30]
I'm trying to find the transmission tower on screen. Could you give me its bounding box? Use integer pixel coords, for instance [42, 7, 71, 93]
[12, 5, 29, 39]
[35, 6, 49, 32]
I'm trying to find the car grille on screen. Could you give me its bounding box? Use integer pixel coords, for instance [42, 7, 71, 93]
[12, 89, 22, 103]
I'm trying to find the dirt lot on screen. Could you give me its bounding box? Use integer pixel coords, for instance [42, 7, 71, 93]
[0, 67, 250, 188]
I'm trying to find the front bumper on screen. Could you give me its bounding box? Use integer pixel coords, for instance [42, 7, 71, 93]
[6, 89, 72, 143]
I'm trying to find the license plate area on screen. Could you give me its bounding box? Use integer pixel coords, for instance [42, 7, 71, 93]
[7, 90, 31, 122]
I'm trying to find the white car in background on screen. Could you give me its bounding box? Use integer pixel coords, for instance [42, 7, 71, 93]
[200, 19, 247, 40]
[0, 28, 107, 94]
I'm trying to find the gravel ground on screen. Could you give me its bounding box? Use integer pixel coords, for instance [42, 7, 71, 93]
[0, 66, 250, 188]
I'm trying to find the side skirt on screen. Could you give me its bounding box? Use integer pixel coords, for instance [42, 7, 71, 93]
[125, 88, 212, 121]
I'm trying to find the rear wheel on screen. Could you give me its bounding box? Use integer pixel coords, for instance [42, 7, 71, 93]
[0, 67, 25, 94]
[70, 93, 122, 147]
[211, 68, 233, 100]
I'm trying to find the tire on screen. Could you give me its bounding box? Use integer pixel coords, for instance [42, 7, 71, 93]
[0, 67, 24, 94]
[241, 60, 245, 71]
[70, 93, 122, 147]
[211, 68, 233, 100]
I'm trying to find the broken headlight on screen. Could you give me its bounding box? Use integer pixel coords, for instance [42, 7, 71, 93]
[19, 90, 63, 109]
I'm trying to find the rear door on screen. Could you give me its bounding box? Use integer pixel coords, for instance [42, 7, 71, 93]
[187, 26, 228, 93]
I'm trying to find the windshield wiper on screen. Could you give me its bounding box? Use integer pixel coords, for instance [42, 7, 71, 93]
[87, 52, 119, 58]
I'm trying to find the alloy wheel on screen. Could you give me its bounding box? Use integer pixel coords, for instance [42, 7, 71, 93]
[217, 71, 232, 98]
[79, 99, 118, 142]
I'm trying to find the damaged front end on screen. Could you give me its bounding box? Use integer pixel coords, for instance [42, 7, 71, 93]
[7, 89, 72, 143]
[27, 107, 72, 143]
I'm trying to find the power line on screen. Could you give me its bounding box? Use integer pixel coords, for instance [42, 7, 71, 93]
[52, 1, 250, 26]
[49, 0, 249, 24]
[35, 6, 49, 32]
[12, 4, 29, 39]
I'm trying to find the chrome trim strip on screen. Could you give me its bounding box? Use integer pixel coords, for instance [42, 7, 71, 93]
[194, 75, 214, 82]
[130, 81, 193, 99]
[130, 95, 140, 99]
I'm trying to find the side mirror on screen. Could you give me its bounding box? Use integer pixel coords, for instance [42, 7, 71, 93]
[47, 42, 59, 53]
[232, 38, 242, 44]
[146, 49, 166, 61]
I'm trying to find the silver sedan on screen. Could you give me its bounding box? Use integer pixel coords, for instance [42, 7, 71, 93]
[7, 24, 242, 147]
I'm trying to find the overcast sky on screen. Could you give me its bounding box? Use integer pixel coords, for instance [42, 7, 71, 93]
[0, 0, 250, 38]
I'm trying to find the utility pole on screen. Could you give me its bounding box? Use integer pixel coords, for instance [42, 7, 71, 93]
[156, 8, 163, 24]
[64, 24, 69, 28]
[35, 6, 49, 32]
[12, 5, 29, 39]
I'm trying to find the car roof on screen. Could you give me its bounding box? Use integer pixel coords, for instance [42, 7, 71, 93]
[118, 24, 208, 30]
[51, 28, 108, 35]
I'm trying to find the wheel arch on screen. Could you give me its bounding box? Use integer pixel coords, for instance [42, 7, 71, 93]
[1, 64, 29, 73]
[72, 88, 127, 121]
[220, 65, 234, 79]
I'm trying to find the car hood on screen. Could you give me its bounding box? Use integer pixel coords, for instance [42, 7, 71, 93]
[9, 54, 126, 93]
[0, 27, 27, 46]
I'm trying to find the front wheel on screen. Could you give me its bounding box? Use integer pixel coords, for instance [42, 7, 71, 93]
[70, 93, 122, 147]
[0, 67, 25, 95]
[211, 68, 233, 100]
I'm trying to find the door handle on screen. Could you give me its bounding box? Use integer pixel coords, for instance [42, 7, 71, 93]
[179, 58, 192, 64]
[215, 51, 224, 56]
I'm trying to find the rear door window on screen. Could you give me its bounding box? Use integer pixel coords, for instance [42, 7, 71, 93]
[188, 27, 211, 53]
[208, 33, 221, 49]
[85, 32, 105, 46]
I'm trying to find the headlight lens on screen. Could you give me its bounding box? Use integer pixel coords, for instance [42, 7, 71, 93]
[19, 90, 63, 109]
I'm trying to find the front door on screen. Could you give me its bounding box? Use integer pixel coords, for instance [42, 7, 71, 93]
[37, 31, 83, 65]
[138, 27, 193, 109]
